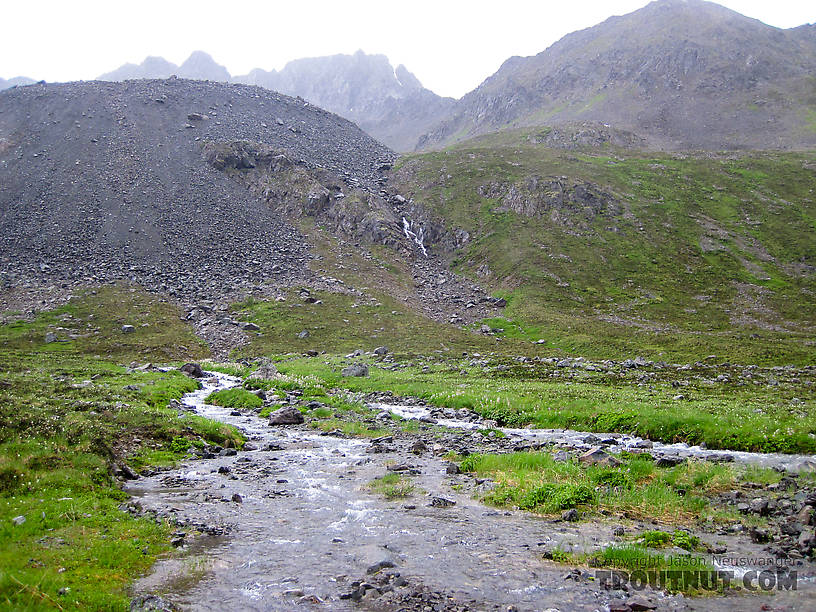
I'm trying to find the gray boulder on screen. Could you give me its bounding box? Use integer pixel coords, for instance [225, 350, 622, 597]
[341, 364, 369, 377]
[269, 405, 304, 425]
[578, 446, 620, 467]
[248, 360, 278, 380]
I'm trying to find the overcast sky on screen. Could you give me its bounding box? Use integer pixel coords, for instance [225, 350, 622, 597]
[1, 0, 813, 98]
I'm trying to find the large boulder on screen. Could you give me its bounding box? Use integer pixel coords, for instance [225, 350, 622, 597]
[341, 364, 369, 377]
[179, 362, 204, 378]
[268, 405, 304, 425]
[578, 446, 620, 467]
[247, 359, 278, 380]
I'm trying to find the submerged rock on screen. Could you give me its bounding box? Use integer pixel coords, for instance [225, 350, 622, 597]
[129, 595, 181, 612]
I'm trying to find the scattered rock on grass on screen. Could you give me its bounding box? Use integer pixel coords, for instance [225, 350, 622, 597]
[578, 446, 619, 467]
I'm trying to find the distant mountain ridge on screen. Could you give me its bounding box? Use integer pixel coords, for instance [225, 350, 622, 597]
[89, 1, 816, 152]
[97, 50, 451, 151]
[97, 51, 230, 83]
[0, 76, 36, 91]
[417, 0, 816, 150]
[233, 51, 454, 152]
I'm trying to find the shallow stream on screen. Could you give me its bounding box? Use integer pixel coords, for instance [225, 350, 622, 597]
[129, 372, 816, 610]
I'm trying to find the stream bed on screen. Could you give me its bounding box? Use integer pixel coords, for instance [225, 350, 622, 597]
[128, 372, 816, 611]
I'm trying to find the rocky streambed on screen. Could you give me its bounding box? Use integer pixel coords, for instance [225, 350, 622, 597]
[126, 372, 816, 611]
[370, 399, 816, 473]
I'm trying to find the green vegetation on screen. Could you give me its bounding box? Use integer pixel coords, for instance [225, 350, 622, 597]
[589, 545, 716, 594]
[206, 388, 263, 410]
[367, 473, 415, 499]
[272, 356, 816, 453]
[458, 450, 775, 523]
[230, 289, 506, 358]
[0, 285, 209, 360]
[310, 418, 390, 438]
[640, 529, 701, 551]
[0, 288, 242, 610]
[394, 137, 816, 364]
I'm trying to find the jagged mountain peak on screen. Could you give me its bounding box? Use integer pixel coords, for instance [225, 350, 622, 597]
[178, 51, 230, 82]
[232, 50, 453, 151]
[96, 50, 450, 150]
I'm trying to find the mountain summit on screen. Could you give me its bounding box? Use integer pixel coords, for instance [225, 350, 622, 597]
[233, 50, 453, 151]
[417, 0, 816, 150]
[99, 51, 229, 83]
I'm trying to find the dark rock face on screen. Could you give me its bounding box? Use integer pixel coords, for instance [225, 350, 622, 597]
[479, 177, 621, 223]
[201, 140, 407, 250]
[0, 79, 395, 300]
[418, 0, 816, 150]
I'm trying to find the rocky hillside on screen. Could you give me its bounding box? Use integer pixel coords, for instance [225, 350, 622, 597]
[0, 76, 36, 91]
[99, 51, 452, 151]
[418, 0, 816, 150]
[0, 79, 396, 300]
[233, 51, 454, 152]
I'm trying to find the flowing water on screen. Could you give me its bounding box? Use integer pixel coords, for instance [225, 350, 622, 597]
[372, 402, 816, 473]
[129, 372, 816, 611]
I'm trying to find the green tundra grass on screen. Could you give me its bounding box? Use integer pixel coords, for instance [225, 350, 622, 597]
[0, 288, 242, 610]
[392, 134, 816, 364]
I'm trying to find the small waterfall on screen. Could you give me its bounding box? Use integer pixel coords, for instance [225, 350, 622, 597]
[401, 217, 427, 257]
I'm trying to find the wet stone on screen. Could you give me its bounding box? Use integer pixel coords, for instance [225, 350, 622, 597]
[129, 595, 181, 612]
[268, 405, 304, 425]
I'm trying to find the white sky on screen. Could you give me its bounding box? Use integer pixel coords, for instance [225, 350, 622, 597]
[1, 0, 813, 98]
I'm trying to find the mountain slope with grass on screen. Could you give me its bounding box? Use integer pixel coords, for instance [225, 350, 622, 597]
[418, 0, 816, 150]
[391, 129, 816, 364]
